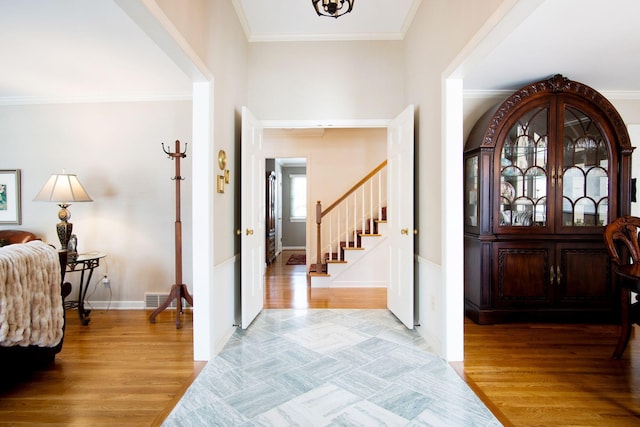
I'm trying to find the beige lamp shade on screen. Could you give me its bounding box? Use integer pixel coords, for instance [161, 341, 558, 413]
[34, 173, 93, 203]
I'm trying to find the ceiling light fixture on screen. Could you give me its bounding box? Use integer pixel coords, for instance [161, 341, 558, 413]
[312, 0, 354, 18]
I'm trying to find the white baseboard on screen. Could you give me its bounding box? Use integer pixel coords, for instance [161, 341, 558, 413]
[79, 301, 154, 310]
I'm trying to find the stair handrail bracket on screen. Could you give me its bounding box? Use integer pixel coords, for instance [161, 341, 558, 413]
[314, 161, 387, 273]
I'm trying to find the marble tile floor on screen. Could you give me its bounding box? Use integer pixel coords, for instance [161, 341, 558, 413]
[163, 309, 501, 426]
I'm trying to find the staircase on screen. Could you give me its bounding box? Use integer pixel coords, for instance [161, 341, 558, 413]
[309, 161, 389, 288]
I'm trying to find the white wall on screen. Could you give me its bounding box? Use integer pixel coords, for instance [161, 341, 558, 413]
[0, 100, 192, 307]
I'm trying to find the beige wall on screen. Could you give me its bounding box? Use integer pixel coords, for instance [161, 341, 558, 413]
[157, 0, 249, 355]
[0, 101, 192, 305]
[6, 0, 640, 361]
[264, 127, 387, 263]
[248, 41, 405, 121]
[158, 0, 249, 267]
[404, 0, 507, 358]
[405, 0, 505, 264]
[155, 0, 207, 59]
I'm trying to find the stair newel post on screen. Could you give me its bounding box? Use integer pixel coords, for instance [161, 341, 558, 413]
[316, 201, 322, 266]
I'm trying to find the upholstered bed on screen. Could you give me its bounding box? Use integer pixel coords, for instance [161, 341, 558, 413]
[0, 230, 71, 366]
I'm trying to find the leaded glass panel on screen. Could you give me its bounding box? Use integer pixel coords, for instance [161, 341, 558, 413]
[562, 106, 609, 227]
[499, 107, 548, 227]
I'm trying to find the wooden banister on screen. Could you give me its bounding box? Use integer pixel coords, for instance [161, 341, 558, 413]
[315, 160, 387, 268]
[321, 160, 387, 217]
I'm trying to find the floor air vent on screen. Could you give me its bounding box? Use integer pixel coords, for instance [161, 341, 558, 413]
[144, 292, 192, 309]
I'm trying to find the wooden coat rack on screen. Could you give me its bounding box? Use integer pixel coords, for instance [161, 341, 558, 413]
[149, 140, 193, 328]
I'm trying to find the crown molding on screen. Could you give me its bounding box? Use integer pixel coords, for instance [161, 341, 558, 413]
[261, 119, 389, 129]
[464, 88, 640, 101]
[232, 0, 417, 43]
[0, 92, 192, 106]
[400, 0, 422, 39]
[463, 89, 512, 99]
[231, 0, 252, 42]
[600, 90, 640, 101]
[247, 32, 404, 43]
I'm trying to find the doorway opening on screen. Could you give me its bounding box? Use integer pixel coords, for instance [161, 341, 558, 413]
[247, 114, 412, 324]
[265, 157, 307, 267]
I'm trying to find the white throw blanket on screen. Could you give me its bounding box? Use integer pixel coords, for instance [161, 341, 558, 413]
[0, 240, 64, 347]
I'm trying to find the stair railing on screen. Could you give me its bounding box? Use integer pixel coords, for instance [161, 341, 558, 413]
[315, 161, 387, 267]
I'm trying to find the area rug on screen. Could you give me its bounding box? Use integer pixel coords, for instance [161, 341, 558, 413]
[286, 253, 306, 265]
[162, 309, 501, 426]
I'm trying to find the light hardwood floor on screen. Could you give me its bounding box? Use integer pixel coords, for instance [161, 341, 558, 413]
[1, 250, 639, 426]
[459, 319, 640, 426]
[264, 249, 386, 309]
[0, 307, 201, 426]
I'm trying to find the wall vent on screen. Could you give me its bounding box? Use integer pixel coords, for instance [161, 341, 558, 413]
[144, 292, 192, 310]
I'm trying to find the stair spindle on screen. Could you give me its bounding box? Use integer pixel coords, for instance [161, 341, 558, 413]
[361, 185, 365, 235]
[329, 212, 333, 261]
[370, 179, 373, 233]
[378, 173, 382, 221]
[315, 161, 387, 274]
[353, 194, 357, 245]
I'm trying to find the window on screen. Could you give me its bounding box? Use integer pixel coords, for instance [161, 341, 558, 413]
[289, 174, 306, 221]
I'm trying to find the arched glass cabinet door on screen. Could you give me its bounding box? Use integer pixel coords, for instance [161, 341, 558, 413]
[498, 105, 550, 230]
[559, 104, 610, 230]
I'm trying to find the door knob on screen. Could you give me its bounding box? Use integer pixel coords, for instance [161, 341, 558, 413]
[236, 229, 242, 236]
[246, 229, 254, 235]
[401, 228, 408, 235]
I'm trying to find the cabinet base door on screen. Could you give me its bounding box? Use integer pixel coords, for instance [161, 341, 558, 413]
[493, 243, 553, 307]
[557, 243, 613, 307]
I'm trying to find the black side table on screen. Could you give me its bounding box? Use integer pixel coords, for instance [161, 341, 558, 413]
[65, 252, 106, 325]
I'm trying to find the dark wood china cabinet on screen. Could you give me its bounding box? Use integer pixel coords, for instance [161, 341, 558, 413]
[464, 74, 634, 324]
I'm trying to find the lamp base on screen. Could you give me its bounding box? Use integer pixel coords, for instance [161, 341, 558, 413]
[57, 221, 73, 250]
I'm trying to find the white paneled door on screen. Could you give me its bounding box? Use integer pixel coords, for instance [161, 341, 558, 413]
[241, 106, 265, 329]
[387, 105, 415, 329]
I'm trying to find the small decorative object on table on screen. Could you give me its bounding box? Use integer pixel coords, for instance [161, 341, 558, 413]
[68, 234, 78, 260]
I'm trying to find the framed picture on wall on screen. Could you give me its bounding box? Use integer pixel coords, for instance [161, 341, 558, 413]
[0, 169, 21, 224]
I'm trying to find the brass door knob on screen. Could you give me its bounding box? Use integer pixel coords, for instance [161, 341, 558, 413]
[246, 229, 254, 235]
[401, 228, 409, 235]
[236, 229, 241, 236]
